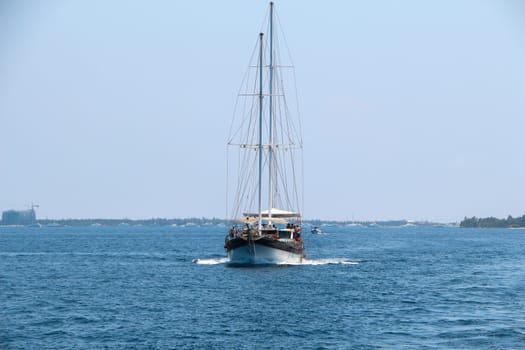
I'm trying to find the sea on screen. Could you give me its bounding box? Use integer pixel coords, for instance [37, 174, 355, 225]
[1, 225, 524, 349]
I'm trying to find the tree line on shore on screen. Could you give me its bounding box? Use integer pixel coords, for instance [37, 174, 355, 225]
[36, 217, 227, 227]
[460, 215, 525, 228]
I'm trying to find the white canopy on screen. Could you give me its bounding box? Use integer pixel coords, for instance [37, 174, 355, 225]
[236, 216, 291, 225]
[236, 217, 258, 224]
[242, 208, 301, 218]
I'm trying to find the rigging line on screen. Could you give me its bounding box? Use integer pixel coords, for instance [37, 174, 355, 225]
[272, 152, 283, 210]
[237, 153, 256, 217]
[285, 8, 303, 219]
[258, 3, 271, 39]
[237, 144, 272, 217]
[273, 82, 295, 211]
[267, 0, 274, 221]
[238, 146, 256, 212]
[274, 10, 303, 146]
[243, 156, 260, 217]
[281, 86, 295, 144]
[274, 11, 296, 68]
[290, 151, 301, 216]
[276, 148, 294, 211]
[292, 68, 303, 146]
[228, 36, 262, 144]
[276, 100, 302, 215]
[283, 81, 302, 147]
[226, 145, 229, 220]
[238, 155, 250, 209]
[273, 67, 293, 146]
[230, 29, 274, 146]
[237, 82, 260, 153]
[248, 65, 294, 68]
[301, 148, 305, 219]
[238, 93, 285, 97]
[244, 103, 256, 150]
[275, 68, 294, 143]
[234, 68, 263, 146]
[290, 142, 303, 217]
[234, 151, 255, 219]
[232, 148, 243, 218]
[238, 157, 256, 213]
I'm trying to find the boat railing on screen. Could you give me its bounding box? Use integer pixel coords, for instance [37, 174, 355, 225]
[227, 225, 302, 241]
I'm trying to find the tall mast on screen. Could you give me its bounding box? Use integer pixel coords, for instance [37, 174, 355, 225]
[257, 32, 264, 229]
[267, 2, 274, 223]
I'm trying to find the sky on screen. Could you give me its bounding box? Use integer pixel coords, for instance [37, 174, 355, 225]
[0, 0, 523, 222]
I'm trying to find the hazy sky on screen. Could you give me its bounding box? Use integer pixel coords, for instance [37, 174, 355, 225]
[1, 0, 523, 222]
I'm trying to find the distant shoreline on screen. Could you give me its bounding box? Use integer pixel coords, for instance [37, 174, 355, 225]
[0, 218, 460, 228]
[1, 216, 524, 228]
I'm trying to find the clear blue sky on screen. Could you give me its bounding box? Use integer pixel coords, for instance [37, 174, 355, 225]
[1, 0, 523, 222]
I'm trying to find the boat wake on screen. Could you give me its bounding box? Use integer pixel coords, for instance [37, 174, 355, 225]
[300, 258, 359, 265]
[193, 257, 230, 265]
[193, 257, 359, 266]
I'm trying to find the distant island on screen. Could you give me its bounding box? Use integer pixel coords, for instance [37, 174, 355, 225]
[36, 217, 226, 227]
[2, 207, 458, 227]
[3, 207, 523, 228]
[460, 215, 525, 228]
[1, 215, 454, 228]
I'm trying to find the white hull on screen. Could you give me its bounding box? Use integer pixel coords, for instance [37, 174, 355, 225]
[228, 243, 304, 265]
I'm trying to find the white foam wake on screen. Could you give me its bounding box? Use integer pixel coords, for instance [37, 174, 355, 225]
[192, 257, 230, 265]
[299, 258, 359, 265]
[192, 257, 358, 266]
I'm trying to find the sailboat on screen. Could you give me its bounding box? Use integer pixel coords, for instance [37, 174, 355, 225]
[224, 2, 306, 265]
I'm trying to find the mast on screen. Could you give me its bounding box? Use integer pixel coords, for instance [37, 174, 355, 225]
[267, 1, 274, 224]
[257, 32, 264, 230]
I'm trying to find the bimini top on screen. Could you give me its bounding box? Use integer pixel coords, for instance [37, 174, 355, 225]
[242, 208, 301, 219]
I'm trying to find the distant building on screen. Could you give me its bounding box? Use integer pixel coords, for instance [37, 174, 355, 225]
[1, 208, 37, 225]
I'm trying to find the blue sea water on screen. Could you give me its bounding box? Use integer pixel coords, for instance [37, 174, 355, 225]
[1, 225, 524, 349]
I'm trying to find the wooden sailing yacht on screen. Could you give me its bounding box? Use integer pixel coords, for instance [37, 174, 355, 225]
[224, 2, 306, 264]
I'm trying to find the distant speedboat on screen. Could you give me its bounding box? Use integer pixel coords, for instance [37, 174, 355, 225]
[403, 220, 416, 227]
[311, 226, 323, 234]
[224, 2, 306, 265]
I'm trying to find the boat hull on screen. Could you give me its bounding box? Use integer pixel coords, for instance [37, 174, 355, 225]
[226, 237, 305, 265]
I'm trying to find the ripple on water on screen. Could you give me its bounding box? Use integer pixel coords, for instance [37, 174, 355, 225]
[1, 226, 524, 350]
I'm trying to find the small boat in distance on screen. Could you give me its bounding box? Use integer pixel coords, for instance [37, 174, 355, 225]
[311, 226, 323, 234]
[224, 2, 306, 265]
